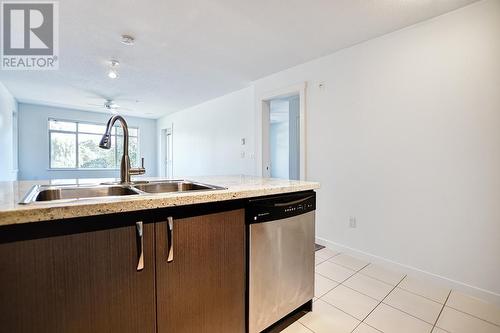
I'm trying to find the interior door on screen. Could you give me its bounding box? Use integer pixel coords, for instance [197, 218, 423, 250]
[163, 127, 173, 178]
[263, 95, 301, 180]
[155, 209, 245, 333]
[0, 221, 156, 333]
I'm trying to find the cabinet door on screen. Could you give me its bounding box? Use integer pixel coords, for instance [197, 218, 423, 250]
[155, 209, 245, 333]
[0, 222, 156, 333]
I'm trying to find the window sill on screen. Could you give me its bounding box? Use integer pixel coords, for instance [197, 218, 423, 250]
[47, 168, 121, 171]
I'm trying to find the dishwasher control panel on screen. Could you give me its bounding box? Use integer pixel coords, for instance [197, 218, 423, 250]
[246, 191, 316, 224]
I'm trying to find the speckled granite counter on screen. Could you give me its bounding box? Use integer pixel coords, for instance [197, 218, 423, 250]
[0, 176, 319, 226]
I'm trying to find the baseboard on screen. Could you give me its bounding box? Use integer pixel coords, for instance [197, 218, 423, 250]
[316, 237, 500, 306]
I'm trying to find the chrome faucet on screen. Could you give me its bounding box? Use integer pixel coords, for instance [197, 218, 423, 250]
[99, 115, 145, 183]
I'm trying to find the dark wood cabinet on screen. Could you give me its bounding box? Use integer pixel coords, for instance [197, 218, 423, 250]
[0, 206, 246, 333]
[0, 221, 156, 333]
[155, 209, 246, 333]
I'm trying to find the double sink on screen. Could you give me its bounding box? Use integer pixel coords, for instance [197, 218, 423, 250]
[20, 180, 226, 204]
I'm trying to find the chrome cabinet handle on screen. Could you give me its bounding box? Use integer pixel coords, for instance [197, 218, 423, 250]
[167, 217, 174, 262]
[136, 221, 144, 271]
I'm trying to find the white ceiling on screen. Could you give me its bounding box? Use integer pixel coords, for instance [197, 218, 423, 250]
[0, 0, 478, 119]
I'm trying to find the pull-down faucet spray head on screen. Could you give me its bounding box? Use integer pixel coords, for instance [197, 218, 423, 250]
[99, 132, 112, 149]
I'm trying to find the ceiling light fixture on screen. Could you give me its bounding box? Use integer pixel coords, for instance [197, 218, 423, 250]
[108, 70, 118, 79]
[121, 35, 135, 46]
[108, 59, 119, 79]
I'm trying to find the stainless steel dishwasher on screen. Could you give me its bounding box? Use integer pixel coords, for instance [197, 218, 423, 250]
[247, 191, 315, 333]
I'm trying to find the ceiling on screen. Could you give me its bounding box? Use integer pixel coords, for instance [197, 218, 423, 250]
[0, 0, 478, 119]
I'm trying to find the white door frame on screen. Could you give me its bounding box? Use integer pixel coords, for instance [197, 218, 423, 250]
[256, 82, 307, 180]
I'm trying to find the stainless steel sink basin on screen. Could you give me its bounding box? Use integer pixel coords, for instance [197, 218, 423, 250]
[21, 185, 141, 203]
[132, 180, 224, 194]
[19, 180, 225, 204]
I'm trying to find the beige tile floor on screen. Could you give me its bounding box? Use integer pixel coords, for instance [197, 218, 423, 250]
[282, 248, 500, 333]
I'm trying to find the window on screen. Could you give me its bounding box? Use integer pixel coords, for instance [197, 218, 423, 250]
[49, 119, 140, 169]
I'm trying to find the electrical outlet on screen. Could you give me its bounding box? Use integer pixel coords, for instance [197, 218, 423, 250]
[349, 216, 357, 228]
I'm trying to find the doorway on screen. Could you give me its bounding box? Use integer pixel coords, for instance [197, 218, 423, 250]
[269, 96, 300, 180]
[162, 127, 173, 178]
[256, 82, 307, 180]
[259, 83, 306, 180]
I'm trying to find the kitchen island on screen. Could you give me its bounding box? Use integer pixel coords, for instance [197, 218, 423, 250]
[0, 175, 318, 225]
[0, 175, 319, 333]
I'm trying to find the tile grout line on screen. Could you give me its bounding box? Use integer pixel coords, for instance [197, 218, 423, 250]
[326, 258, 369, 272]
[315, 254, 338, 266]
[341, 262, 371, 283]
[315, 271, 341, 283]
[313, 253, 350, 301]
[349, 274, 407, 333]
[336, 264, 399, 303]
[316, 252, 500, 332]
[298, 321, 316, 333]
[315, 259, 366, 285]
[382, 301, 440, 326]
[318, 295, 387, 333]
[304, 250, 345, 332]
[315, 251, 341, 268]
[308, 262, 373, 333]
[315, 251, 342, 261]
[337, 281, 440, 327]
[359, 322, 384, 333]
[314, 261, 369, 298]
[320, 255, 498, 331]
[339, 283, 384, 303]
[314, 299, 366, 326]
[396, 285, 449, 305]
[355, 272, 402, 289]
[314, 281, 339, 298]
[430, 289, 452, 333]
[318, 263, 375, 309]
[324, 253, 447, 305]
[352, 259, 500, 328]
[322, 263, 403, 333]
[444, 305, 500, 328]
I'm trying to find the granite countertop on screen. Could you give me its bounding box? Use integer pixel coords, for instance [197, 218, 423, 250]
[0, 175, 320, 226]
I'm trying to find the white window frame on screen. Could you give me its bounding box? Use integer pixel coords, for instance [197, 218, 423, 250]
[48, 118, 140, 170]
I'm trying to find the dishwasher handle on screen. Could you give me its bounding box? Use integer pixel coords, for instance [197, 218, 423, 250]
[272, 195, 314, 207]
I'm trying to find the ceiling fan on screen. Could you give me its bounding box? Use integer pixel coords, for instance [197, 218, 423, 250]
[87, 98, 139, 114]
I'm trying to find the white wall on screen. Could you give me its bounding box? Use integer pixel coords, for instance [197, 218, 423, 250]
[254, 0, 500, 300]
[18, 103, 158, 180]
[155, 0, 500, 301]
[157, 87, 255, 177]
[0, 82, 18, 181]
